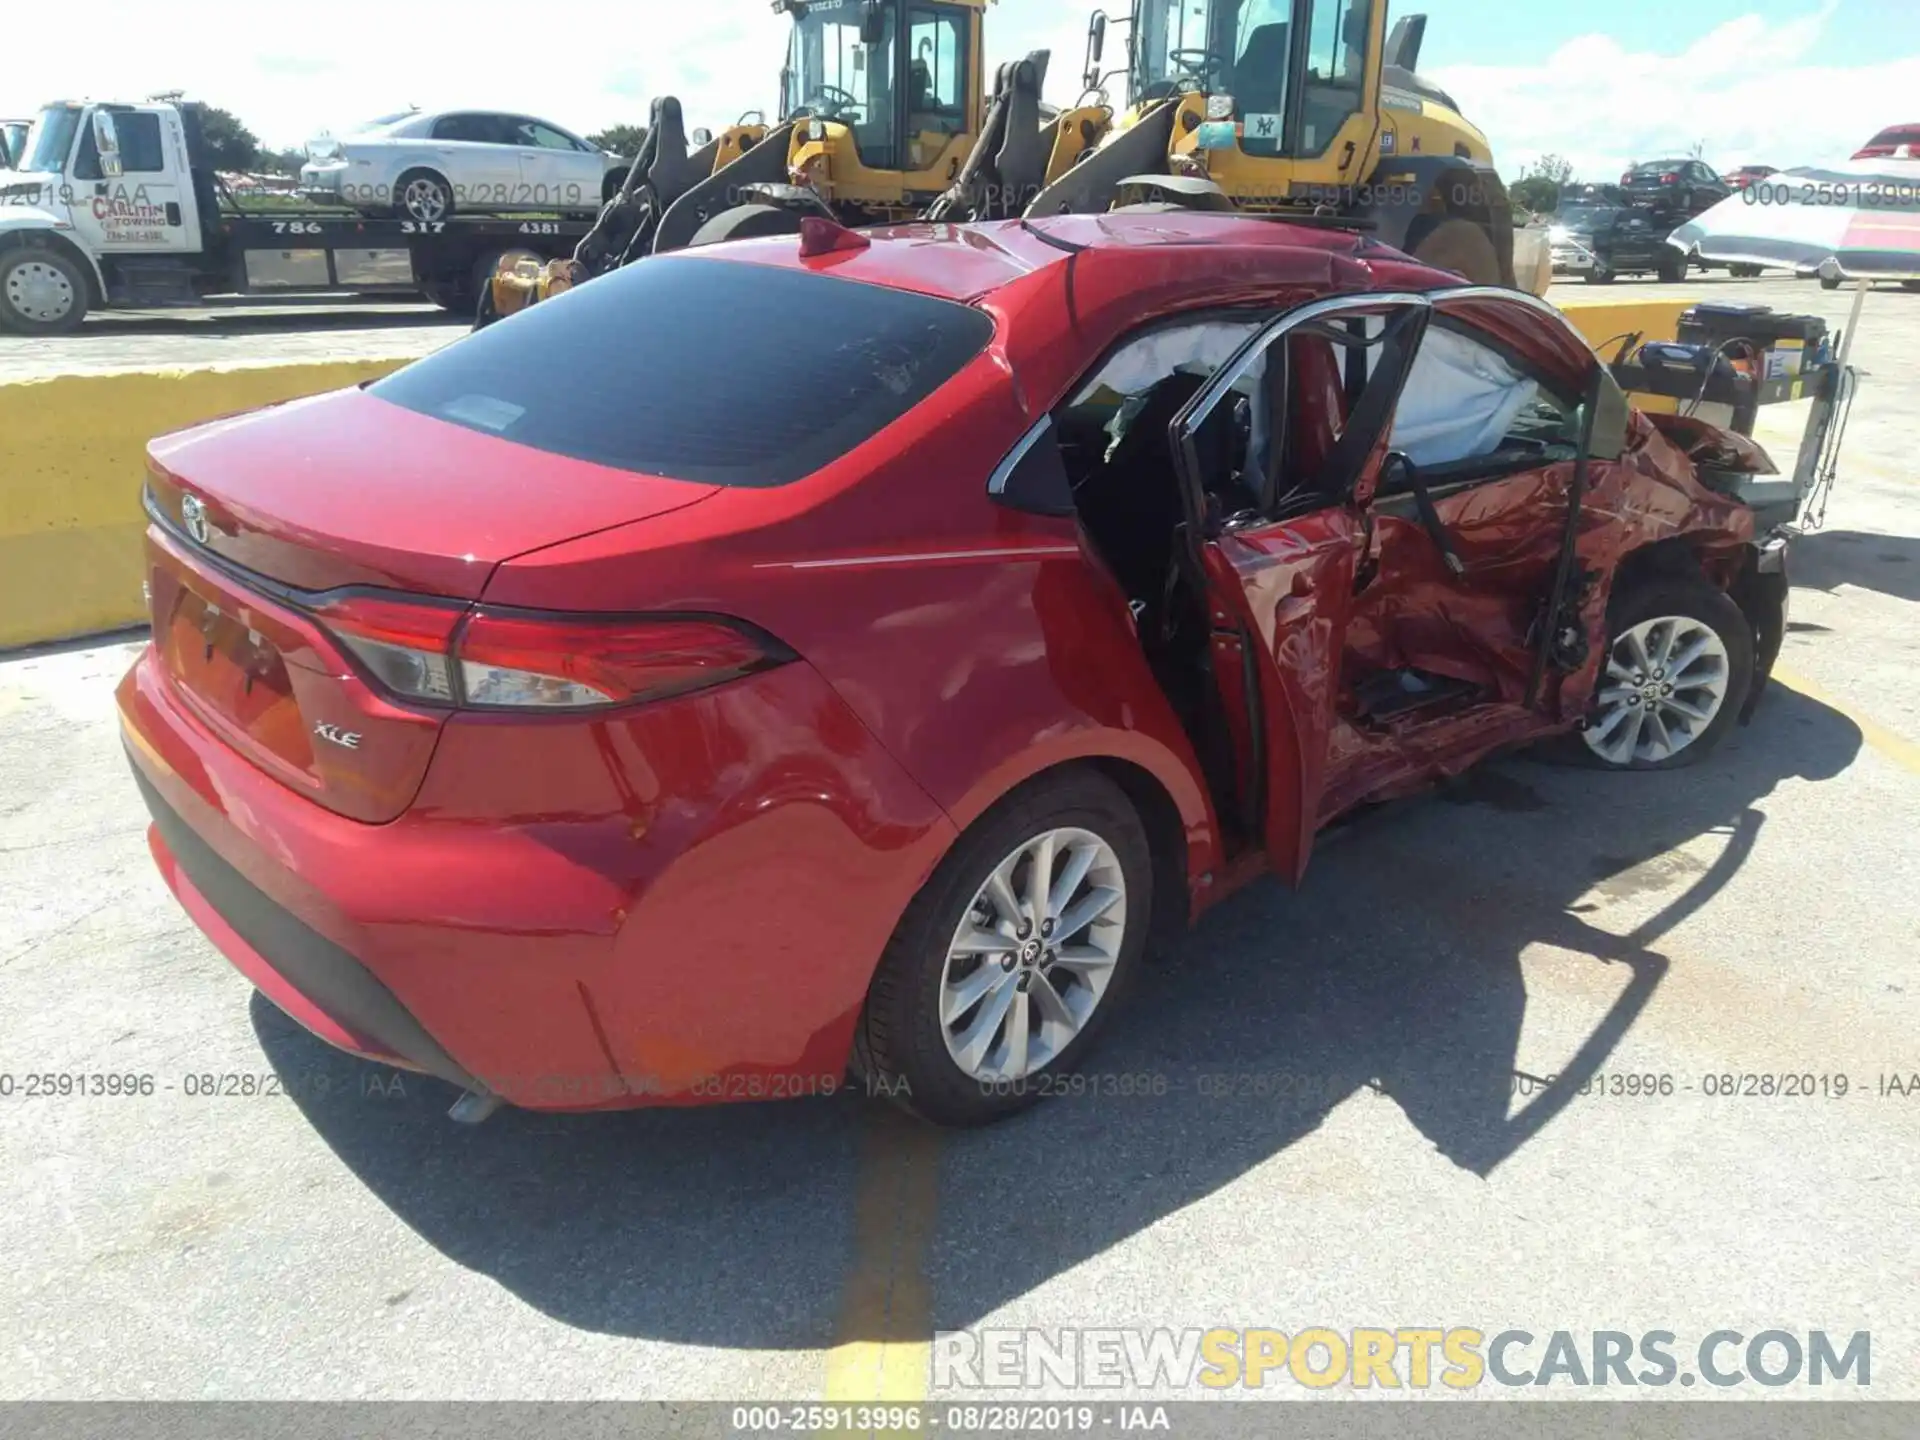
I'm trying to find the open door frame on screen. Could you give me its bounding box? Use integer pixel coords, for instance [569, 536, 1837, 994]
[1165, 290, 1434, 884]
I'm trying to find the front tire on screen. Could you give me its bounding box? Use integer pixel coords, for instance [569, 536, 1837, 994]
[0, 245, 90, 335]
[394, 169, 454, 224]
[1407, 216, 1503, 286]
[1571, 574, 1754, 771]
[858, 769, 1152, 1127]
[686, 202, 805, 249]
[1657, 250, 1690, 283]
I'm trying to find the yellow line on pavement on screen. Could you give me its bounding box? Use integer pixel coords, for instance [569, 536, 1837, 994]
[1772, 664, 1920, 778]
[823, 1106, 943, 1405]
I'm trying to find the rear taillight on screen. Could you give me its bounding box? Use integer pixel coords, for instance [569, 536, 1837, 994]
[311, 594, 787, 711]
[313, 593, 462, 703]
[457, 611, 783, 710]
[1661, 172, 1678, 184]
[1620, 172, 1632, 184]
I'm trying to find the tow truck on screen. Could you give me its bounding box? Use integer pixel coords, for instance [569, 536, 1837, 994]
[0, 99, 594, 334]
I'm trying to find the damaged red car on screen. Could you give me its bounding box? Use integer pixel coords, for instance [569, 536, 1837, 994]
[118, 212, 1794, 1128]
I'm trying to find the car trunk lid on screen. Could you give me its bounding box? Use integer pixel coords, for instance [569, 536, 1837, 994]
[143, 386, 720, 822]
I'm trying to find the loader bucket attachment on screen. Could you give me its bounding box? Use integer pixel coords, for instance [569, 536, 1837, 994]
[1022, 100, 1180, 218]
[926, 50, 1052, 223]
[572, 99, 669, 276]
[1384, 14, 1427, 70]
[652, 122, 798, 255]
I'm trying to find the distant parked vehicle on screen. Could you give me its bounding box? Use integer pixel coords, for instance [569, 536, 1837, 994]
[1620, 158, 1733, 219]
[300, 108, 630, 223]
[1549, 184, 1690, 283]
[0, 118, 28, 168]
[1851, 124, 1920, 160]
[1723, 164, 1778, 189]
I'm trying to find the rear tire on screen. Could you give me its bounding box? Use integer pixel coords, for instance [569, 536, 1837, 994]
[1558, 572, 1753, 771]
[0, 245, 90, 335]
[857, 769, 1152, 1128]
[1407, 216, 1503, 286]
[1657, 250, 1690, 283]
[1584, 263, 1616, 285]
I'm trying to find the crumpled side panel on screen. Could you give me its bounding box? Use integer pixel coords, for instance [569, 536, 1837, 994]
[1316, 410, 1757, 822]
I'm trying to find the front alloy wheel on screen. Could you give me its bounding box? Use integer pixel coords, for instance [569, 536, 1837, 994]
[939, 827, 1126, 1083]
[398, 174, 453, 224]
[1582, 616, 1731, 766]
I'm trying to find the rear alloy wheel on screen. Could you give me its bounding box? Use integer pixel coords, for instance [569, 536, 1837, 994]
[0, 247, 90, 334]
[1576, 576, 1753, 770]
[859, 770, 1150, 1126]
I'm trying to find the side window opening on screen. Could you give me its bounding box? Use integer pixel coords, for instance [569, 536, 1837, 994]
[1386, 321, 1582, 482]
[907, 7, 970, 138]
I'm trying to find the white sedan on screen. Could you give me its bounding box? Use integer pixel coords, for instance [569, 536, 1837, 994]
[300, 109, 629, 221]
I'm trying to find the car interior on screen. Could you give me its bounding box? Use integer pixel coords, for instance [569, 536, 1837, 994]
[1055, 305, 1586, 846]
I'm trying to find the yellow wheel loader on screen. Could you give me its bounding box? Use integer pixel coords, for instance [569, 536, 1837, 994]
[1028, 1, 1545, 291]
[482, 0, 1105, 325]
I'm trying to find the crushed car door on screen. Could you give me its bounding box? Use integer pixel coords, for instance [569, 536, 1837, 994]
[1168, 293, 1432, 885]
[1346, 289, 1606, 711]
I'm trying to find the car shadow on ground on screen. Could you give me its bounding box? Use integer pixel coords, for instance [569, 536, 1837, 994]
[1787, 529, 1920, 604]
[255, 680, 1862, 1348]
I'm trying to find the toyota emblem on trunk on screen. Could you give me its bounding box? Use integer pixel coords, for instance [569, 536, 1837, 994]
[180, 493, 210, 545]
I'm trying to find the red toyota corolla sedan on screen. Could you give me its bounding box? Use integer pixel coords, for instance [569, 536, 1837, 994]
[119, 213, 1789, 1126]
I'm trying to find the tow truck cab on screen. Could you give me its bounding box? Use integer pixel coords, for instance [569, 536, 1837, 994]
[0, 100, 591, 334]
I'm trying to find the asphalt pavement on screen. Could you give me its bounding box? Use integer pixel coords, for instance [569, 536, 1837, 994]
[1, 273, 1915, 1408]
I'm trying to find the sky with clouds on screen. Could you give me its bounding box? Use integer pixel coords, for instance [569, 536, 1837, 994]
[4, 0, 1913, 180]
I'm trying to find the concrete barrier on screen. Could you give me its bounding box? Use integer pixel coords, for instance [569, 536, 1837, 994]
[0, 360, 409, 650]
[0, 297, 1701, 654]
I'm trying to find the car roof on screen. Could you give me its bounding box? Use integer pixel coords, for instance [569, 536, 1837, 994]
[684, 211, 1449, 305]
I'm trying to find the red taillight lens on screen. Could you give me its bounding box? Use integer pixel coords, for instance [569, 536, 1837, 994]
[311, 593, 787, 711]
[457, 611, 785, 710]
[1661, 172, 1678, 183]
[312, 593, 465, 703]
[1620, 172, 1632, 184]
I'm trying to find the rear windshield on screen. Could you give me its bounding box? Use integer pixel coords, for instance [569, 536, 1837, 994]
[372, 255, 995, 486]
[1626, 163, 1682, 178]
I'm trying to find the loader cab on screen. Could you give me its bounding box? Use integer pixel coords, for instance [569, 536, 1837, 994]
[776, 0, 986, 208]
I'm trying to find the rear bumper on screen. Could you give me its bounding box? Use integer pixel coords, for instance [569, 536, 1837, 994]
[118, 642, 957, 1110]
[133, 762, 478, 1092]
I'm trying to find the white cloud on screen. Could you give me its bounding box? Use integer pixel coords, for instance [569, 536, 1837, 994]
[4, 0, 1906, 182]
[1431, 4, 1916, 179]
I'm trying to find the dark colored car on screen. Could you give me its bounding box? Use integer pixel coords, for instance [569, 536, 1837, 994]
[1852, 124, 1920, 160]
[118, 214, 1789, 1128]
[1550, 184, 1690, 282]
[1620, 158, 1733, 219]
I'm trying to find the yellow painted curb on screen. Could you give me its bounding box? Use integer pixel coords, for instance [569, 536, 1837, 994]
[0, 360, 410, 650]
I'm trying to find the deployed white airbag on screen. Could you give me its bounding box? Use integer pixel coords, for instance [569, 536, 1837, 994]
[1390, 327, 1540, 467]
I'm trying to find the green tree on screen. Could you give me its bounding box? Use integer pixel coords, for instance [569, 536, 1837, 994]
[1511, 153, 1575, 215]
[261, 147, 308, 176]
[586, 123, 648, 157]
[195, 106, 262, 172]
